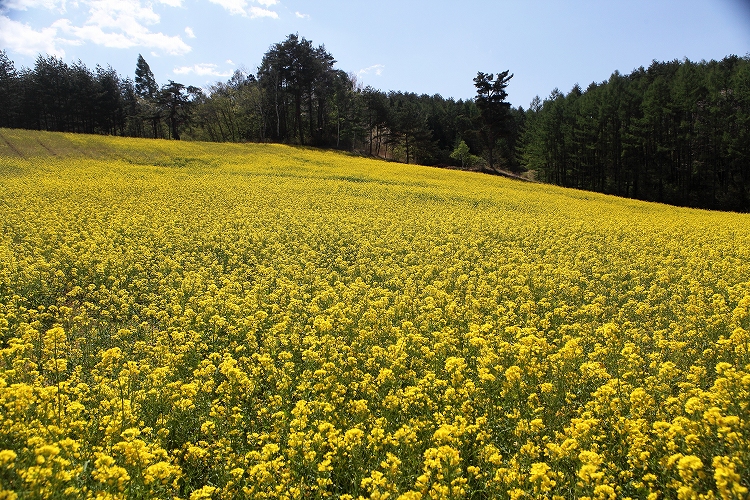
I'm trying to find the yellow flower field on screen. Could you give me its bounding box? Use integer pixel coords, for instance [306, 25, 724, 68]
[0, 129, 749, 499]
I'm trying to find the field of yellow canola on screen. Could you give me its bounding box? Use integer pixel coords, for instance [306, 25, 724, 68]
[0, 128, 749, 499]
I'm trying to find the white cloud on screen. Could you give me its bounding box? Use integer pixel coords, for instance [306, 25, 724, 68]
[226, 59, 234, 65]
[0, 15, 67, 56]
[83, 0, 159, 30]
[1, 0, 191, 58]
[173, 62, 233, 77]
[53, 0, 191, 55]
[206, 0, 278, 17]
[295, 11, 308, 19]
[358, 64, 385, 77]
[2, 0, 278, 63]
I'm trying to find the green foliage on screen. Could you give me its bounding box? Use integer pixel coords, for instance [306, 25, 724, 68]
[449, 139, 481, 169]
[450, 139, 471, 167]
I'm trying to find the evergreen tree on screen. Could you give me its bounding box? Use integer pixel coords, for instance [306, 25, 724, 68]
[362, 87, 391, 157]
[257, 34, 337, 145]
[0, 50, 18, 128]
[135, 54, 158, 99]
[134, 55, 162, 138]
[473, 70, 513, 172]
[95, 65, 125, 135]
[159, 80, 201, 140]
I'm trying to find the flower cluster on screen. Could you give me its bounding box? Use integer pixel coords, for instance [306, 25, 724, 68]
[0, 130, 749, 498]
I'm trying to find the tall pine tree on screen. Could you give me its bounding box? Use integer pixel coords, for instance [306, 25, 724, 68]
[473, 70, 513, 172]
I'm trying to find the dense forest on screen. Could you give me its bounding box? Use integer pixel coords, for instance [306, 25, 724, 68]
[522, 57, 750, 211]
[1, 35, 749, 211]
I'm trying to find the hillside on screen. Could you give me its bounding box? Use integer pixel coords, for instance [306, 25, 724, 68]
[1, 129, 749, 499]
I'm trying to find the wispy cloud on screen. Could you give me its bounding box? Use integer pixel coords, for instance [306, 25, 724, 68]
[173, 62, 233, 77]
[184, 26, 195, 38]
[206, 0, 244, 16]
[206, 0, 278, 18]
[358, 64, 385, 77]
[2, 0, 67, 12]
[295, 11, 308, 19]
[248, 5, 276, 17]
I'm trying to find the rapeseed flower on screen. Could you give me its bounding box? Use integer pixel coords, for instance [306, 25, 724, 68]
[1, 131, 749, 498]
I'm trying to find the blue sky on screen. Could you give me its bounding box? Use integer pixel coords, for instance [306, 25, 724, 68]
[2, 0, 749, 108]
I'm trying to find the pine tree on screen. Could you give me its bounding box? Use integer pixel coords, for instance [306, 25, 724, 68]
[473, 71, 513, 172]
[135, 54, 157, 99]
[0, 50, 18, 128]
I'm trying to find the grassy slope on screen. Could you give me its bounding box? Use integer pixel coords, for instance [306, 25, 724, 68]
[2, 127, 745, 215]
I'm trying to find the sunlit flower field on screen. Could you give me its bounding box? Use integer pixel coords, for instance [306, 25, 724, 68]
[0, 129, 749, 499]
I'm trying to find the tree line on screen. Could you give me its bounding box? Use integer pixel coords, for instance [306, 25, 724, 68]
[1, 35, 748, 211]
[0, 35, 518, 171]
[0, 51, 201, 140]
